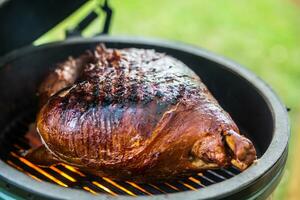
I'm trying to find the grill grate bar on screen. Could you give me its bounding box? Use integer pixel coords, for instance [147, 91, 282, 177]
[119, 182, 149, 195]
[197, 173, 216, 184]
[49, 166, 77, 182]
[164, 182, 180, 191]
[7, 155, 50, 182]
[61, 164, 86, 177]
[126, 181, 153, 195]
[10, 152, 68, 187]
[188, 177, 205, 187]
[215, 169, 235, 179]
[152, 183, 178, 193]
[178, 181, 197, 191]
[94, 179, 129, 195]
[148, 183, 167, 194]
[221, 168, 236, 176]
[102, 177, 137, 196]
[83, 186, 98, 195]
[6, 160, 42, 182]
[92, 181, 118, 196]
[207, 170, 226, 180]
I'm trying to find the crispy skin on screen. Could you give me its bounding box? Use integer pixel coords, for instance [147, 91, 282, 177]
[30, 45, 256, 181]
[37, 53, 94, 106]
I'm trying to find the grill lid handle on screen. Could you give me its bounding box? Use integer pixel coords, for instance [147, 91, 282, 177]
[66, 0, 113, 38]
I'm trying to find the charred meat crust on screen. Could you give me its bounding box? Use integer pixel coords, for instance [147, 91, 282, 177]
[31, 45, 257, 181]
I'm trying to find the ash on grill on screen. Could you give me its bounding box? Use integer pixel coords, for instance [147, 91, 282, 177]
[1, 109, 240, 196]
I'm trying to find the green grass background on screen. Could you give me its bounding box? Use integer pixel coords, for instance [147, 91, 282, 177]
[35, 0, 300, 199]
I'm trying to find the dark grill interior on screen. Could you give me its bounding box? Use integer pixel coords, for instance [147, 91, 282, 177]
[1, 108, 241, 196]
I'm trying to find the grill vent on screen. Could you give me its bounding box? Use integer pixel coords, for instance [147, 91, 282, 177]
[2, 110, 240, 196]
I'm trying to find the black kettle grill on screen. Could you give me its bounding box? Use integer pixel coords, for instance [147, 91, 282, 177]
[0, 1, 289, 199]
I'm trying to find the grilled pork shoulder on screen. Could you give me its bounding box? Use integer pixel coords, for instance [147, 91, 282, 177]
[26, 45, 256, 181]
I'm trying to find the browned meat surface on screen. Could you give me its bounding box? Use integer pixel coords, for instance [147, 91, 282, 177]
[37, 53, 94, 106]
[27, 45, 256, 182]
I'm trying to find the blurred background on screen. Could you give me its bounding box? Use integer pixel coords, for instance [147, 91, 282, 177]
[13, 0, 300, 199]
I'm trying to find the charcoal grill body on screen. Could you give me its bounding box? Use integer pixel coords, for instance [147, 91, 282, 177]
[0, 36, 289, 200]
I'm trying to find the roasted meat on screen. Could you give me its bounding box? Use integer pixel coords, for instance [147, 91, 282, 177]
[26, 45, 256, 181]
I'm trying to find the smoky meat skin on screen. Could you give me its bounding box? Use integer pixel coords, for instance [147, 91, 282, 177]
[34, 45, 256, 181]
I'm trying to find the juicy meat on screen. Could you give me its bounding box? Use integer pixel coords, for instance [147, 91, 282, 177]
[27, 45, 256, 181]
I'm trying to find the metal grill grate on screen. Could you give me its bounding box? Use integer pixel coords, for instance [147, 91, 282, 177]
[1, 110, 241, 196]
